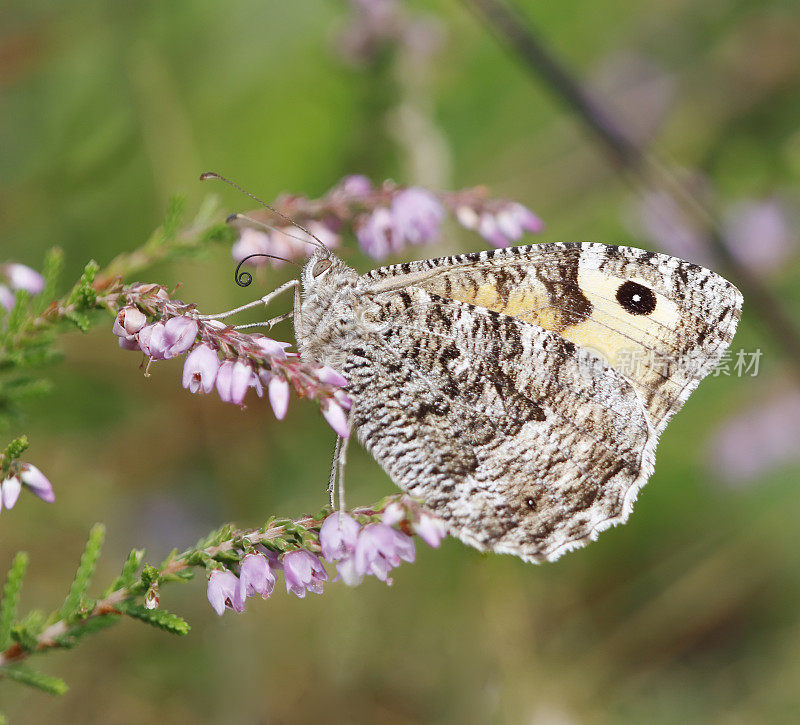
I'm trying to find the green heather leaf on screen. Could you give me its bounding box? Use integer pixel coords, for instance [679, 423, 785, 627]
[115, 602, 190, 636]
[140, 564, 159, 588]
[160, 569, 194, 584]
[4, 291, 30, 335]
[211, 550, 240, 564]
[11, 610, 46, 652]
[55, 613, 120, 648]
[33, 247, 64, 315]
[162, 195, 186, 242]
[200, 223, 237, 246]
[66, 260, 99, 314]
[0, 552, 29, 650]
[4, 665, 68, 696]
[65, 310, 92, 332]
[60, 524, 105, 621]
[3, 435, 29, 460]
[159, 549, 179, 569]
[105, 549, 145, 596]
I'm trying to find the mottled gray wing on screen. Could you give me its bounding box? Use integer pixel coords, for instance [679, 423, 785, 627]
[344, 287, 658, 562]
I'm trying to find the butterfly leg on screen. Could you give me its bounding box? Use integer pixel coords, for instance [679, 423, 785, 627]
[326, 431, 351, 512]
[327, 435, 342, 509]
[232, 311, 293, 332]
[196, 279, 298, 321]
[337, 433, 350, 513]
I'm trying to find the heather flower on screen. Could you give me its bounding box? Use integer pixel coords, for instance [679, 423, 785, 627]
[267, 375, 290, 419]
[708, 388, 800, 487]
[634, 186, 714, 267]
[391, 187, 445, 245]
[282, 550, 328, 598]
[381, 501, 405, 526]
[496, 203, 544, 239]
[206, 569, 245, 615]
[5, 263, 45, 295]
[216, 360, 253, 405]
[382, 498, 447, 547]
[456, 201, 543, 247]
[722, 199, 794, 275]
[232, 223, 339, 267]
[138, 322, 169, 360]
[0, 284, 14, 311]
[112, 306, 147, 339]
[319, 512, 362, 562]
[254, 336, 292, 359]
[239, 553, 276, 599]
[0, 476, 22, 513]
[163, 316, 199, 357]
[182, 344, 219, 394]
[357, 207, 396, 258]
[321, 397, 350, 438]
[315, 365, 348, 387]
[339, 174, 373, 196]
[19, 464, 54, 503]
[414, 511, 447, 548]
[231, 228, 273, 266]
[354, 523, 415, 584]
[118, 336, 140, 351]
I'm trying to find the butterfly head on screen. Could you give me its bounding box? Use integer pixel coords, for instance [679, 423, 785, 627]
[300, 248, 357, 297]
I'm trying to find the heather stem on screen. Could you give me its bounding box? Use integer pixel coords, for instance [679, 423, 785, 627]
[0, 506, 381, 672]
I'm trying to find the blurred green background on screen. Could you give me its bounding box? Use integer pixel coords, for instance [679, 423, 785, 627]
[2, 0, 800, 722]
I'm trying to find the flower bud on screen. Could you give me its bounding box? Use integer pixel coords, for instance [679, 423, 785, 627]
[19, 464, 54, 503]
[113, 306, 147, 339]
[163, 316, 199, 357]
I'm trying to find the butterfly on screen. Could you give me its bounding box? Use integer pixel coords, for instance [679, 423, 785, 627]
[288, 241, 743, 562]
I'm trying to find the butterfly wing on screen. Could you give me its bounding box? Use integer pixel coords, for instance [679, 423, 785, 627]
[361, 243, 742, 434]
[344, 286, 657, 561]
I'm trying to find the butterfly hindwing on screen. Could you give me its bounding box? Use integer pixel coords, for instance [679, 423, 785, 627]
[343, 286, 657, 561]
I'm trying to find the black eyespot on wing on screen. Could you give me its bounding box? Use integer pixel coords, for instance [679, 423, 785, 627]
[616, 281, 657, 315]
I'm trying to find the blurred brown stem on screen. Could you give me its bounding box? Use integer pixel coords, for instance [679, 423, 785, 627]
[465, 0, 800, 368]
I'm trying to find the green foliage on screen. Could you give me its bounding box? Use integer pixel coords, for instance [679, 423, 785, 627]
[114, 601, 190, 636]
[59, 524, 105, 622]
[3, 665, 68, 696]
[33, 248, 64, 316]
[104, 549, 145, 597]
[162, 195, 186, 243]
[54, 614, 120, 649]
[64, 261, 100, 332]
[2, 436, 30, 470]
[0, 553, 29, 651]
[11, 611, 46, 653]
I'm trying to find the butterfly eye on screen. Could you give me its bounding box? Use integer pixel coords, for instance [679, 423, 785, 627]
[616, 281, 657, 315]
[312, 258, 332, 277]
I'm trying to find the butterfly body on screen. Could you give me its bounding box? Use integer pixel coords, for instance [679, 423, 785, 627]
[295, 243, 742, 562]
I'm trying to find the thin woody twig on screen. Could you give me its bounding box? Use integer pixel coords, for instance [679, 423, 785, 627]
[464, 0, 800, 369]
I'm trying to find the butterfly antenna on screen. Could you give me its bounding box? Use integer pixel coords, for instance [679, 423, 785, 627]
[200, 171, 329, 252]
[234, 253, 301, 288]
[228, 212, 329, 252]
